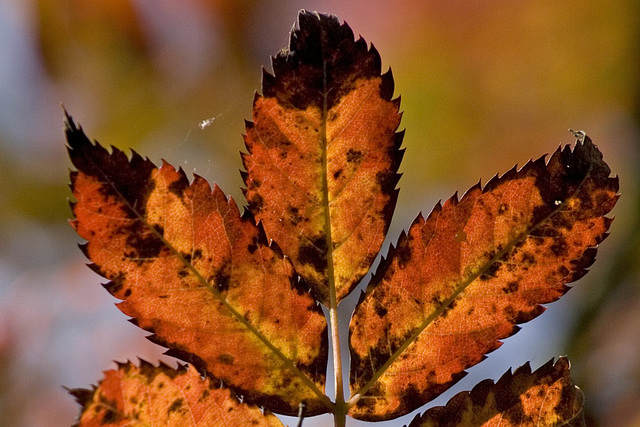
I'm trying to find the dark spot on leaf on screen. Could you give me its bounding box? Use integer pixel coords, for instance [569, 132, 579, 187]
[218, 354, 235, 365]
[550, 212, 573, 231]
[440, 299, 457, 318]
[333, 169, 342, 179]
[503, 306, 519, 322]
[495, 382, 529, 423]
[395, 241, 412, 269]
[558, 265, 570, 277]
[550, 237, 568, 256]
[555, 382, 577, 417]
[104, 272, 127, 295]
[346, 148, 363, 163]
[288, 205, 304, 226]
[168, 179, 188, 198]
[124, 288, 132, 298]
[101, 407, 122, 424]
[430, 293, 443, 306]
[375, 170, 395, 192]
[398, 382, 423, 416]
[212, 269, 231, 292]
[521, 252, 536, 265]
[375, 305, 387, 317]
[167, 398, 184, 414]
[298, 237, 327, 274]
[502, 281, 519, 293]
[125, 222, 165, 259]
[532, 204, 551, 224]
[247, 193, 264, 213]
[594, 190, 612, 208]
[479, 262, 500, 281]
[498, 203, 508, 214]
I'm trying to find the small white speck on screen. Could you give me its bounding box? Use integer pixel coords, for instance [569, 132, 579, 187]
[554, 200, 562, 206]
[199, 114, 222, 130]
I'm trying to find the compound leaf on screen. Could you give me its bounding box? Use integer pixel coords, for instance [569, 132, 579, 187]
[70, 361, 284, 427]
[349, 135, 618, 420]
[408, 357, 585, 427]
[242, 11, 404, 304]
[67, 114, 329, 416]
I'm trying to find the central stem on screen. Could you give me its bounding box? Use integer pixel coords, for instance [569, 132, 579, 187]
[320, 59, 346, 427]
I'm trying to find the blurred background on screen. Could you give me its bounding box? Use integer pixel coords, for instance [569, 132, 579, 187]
[0, 1, 638, 425]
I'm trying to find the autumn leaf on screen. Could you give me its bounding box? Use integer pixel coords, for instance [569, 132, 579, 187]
[66, 113, 330, 416]
[242, 10, 403, 305]
[348, 135, 618, 420]
[69, 360, 284, 427]
[66, 10, 621, 427]
[408, 357, 585, 427]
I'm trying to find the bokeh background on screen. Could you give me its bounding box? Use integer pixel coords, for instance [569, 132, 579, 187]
[1, 1, 639, 426]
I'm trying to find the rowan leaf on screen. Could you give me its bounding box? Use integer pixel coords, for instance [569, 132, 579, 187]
[66, 9, 622, 425]
[242, 11, 404, 304]
[349, 134, 618, 420]
[66, 113, 330, 416]
[408, 357, 585, 427]
[69, 360, 284, 427]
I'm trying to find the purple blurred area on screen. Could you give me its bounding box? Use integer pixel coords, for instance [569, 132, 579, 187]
[1, 1, 639, 425]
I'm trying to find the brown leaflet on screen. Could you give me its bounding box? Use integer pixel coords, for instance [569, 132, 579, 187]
[408, 357, 585, 427]
[242, 11, 403, 304]
[348, 135, 618, 420]
[69, 361, 284, 427]
[66, 114, 329, 416]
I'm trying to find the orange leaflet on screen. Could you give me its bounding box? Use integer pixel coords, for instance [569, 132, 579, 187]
[349, 136, 618, 420]
[67, 114, 329, 416]
[408, 357, 584, 427]
[70, 361, 284, 427]
[242, 11, 403, 304]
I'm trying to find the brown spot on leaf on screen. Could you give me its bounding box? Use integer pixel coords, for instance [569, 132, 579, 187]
[288, 206, 304, 226]
[167, 398, 185, 414]
[502, 281, 519, 293]
[346, 148, 363, 163]
[247, 193, 264, 213]
[395, 241, 412, 269]
[124, 222, 166, 260]
[218, 354, 235, 365]
[479, 262, 501, 281]
[297, 237, 327, 274]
